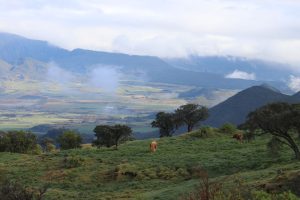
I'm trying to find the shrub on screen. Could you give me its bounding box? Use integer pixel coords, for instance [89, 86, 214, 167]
[62, 155, 85, 168]
[57, 131, 82, 150]
[41, 137, 56, 153]
[243, 130, 255, 142]
[184, 126, 218, 139]
[252, 190, 298, 200]
[112, 163, 138, 181]
[0, 179, 48, 200]
[219, 123, 237, 135]
[31, 144, 43, 155]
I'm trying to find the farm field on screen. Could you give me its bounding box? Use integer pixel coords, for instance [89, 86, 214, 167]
[0, 79, 235, 137]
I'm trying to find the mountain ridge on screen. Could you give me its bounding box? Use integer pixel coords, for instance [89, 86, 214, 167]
[205, 84, 300, 127]
[0, 32, 287, 90]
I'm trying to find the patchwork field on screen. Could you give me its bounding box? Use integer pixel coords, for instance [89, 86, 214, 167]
[0, 79, 236, 137]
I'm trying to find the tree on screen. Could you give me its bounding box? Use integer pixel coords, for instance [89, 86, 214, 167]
[151, 112, 175, 137]
[93, 125, 114, 148]
[174, 104, 209, 132]
[57, 131, 82, 150]
[93, 124, 132, 149]
[112, 125, 132, 149]
[0, 131, 37, 153]
[243, 102, 300, 159]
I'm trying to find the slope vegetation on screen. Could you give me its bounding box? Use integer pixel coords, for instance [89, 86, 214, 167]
[0, 131, 299, 199]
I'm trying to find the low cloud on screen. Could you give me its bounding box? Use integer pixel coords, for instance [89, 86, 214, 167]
[47, 62, 74, 85]
[288, 75, 300, 92]
[225, 70, 256, 80]
[88, 65, 121, 94]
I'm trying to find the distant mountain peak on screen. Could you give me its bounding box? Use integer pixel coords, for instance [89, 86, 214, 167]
[259, 83, 281, 93]
[205, 84, 290, 127]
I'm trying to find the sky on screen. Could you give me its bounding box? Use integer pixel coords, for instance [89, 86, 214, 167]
[0, 0, 300, 67]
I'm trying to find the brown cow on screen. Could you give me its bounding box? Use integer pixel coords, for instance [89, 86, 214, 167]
[232, 133, 243, 143]
[150, 140, 157, 152]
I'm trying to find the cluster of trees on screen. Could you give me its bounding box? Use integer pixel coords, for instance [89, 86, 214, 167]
[152, 103, 209, 137]
[242, 102, 300, 160]
[92, 124, 132, 149]
[0, 131, 39, 154]
[0, 129, 83, 154]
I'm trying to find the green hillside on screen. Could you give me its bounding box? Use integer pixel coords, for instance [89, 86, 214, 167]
[1, 130, 300, 199]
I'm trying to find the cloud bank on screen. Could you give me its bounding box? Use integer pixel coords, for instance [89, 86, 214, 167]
[288, 75, 300, 92]
[225, 70, 256, 80]
[88, 66, 121, 93]
[47, 62, 74, 85]
[0, 0, 300, 69]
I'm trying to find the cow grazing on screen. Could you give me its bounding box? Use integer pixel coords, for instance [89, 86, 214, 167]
[232, 133, 243, 143]
[150, 140, 157, 152]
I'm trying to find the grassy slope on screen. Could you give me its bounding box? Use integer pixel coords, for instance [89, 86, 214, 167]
[0, 132, 299, 200]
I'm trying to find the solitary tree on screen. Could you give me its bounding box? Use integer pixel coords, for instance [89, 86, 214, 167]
[93, 124, 132, 149]
[57, 130, 82, 150]
[243, 102, 300, 159]
[151, 112, 175, 137]
[174, 104, 209, 132]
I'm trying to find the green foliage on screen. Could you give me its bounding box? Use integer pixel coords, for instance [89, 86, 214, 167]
[0, 179, 48, 200]
[57, 130, 82, 150]
[267, 137, 283, 157]
[0, 130, 38, 153]
[174, 104, 209, 132]
[181, 172, 300, 200]
[1, 134, 300, 199]
[0, 179, 34, 200]
[151, 112, 175, 137]
[219, 123, 237, 135]
[183, 126, 219, 139]
[252, 190, 299, 200]
[31, 144, 43, 155]
[93, 124, 132, 149]
[244, 102, 300, 159]
[62, 155, 85, 168]
[243, 130, 256, 142]
[41, 137, 56, 153]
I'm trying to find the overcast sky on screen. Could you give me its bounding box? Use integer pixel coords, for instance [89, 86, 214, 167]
[0, 0, 300, 67]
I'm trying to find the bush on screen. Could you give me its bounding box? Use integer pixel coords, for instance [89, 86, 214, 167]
[184, 126, 218, 139]
[252, 190, 298, 200]
[219, 123, 237, 135]
[112, 163, 138, 181]
[57, 131, 82, 150]
[41, 137, 56, 153]
[0, 179, 48, 200]
[31, 144, 43, 155]
[62, 155, 85, 169]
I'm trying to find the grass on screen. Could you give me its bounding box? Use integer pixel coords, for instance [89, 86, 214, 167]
[1, 133, 299, 199]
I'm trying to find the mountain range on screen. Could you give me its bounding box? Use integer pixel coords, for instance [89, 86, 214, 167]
[0, 32, 293, 91]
